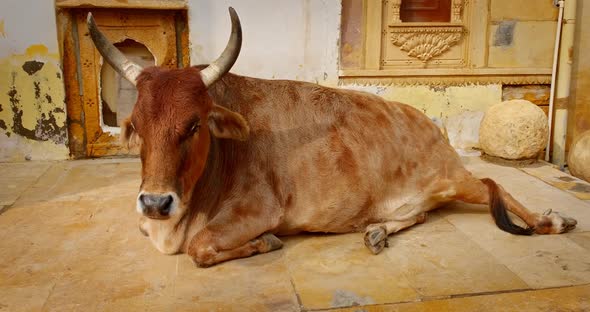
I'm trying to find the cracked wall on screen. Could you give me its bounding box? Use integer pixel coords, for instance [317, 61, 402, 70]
[0, 1, 69, 161]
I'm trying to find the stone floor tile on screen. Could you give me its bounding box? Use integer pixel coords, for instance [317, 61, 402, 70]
[567, 232, 590, 251]
[0, 193, 176, 312]
[13, 160, 140, 205]
[0, 283, 56, 312]
[40, 248, 178, 312]
[382, 215, 529, 298]
[520, 164, 590, 200]
[442, 202, 590, 289]
[99, 294, 182, 312]
[169, 252, 300, 312]
[0, 161, 51, 206]
[332, 284, 590, 312]
[284, 233, 420, 310]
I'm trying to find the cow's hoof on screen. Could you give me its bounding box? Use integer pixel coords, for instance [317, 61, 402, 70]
[188, 245, 218, 268]
[192, 258, 214, 268]
[535, 209, 577, 234]
[259, 233, 283, 252]
[364, 225, 388, 255]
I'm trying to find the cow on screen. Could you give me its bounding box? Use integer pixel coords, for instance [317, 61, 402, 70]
[87, 8, 577, 267]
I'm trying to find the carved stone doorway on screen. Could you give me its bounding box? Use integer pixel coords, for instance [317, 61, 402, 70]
[59, 8, 189, 158]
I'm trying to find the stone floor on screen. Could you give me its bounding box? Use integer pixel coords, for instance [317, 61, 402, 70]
[0, 157, 589, 312]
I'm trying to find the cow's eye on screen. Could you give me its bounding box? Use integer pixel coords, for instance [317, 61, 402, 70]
[189, 120, 200, 134]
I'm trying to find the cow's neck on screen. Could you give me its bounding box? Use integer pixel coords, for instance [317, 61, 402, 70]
[180, 132, 240, 251]
[178, 75, 245, 251]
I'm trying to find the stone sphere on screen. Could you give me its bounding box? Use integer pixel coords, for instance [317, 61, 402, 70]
[479, 100, 548, 160]
[568, 130, 590, 182]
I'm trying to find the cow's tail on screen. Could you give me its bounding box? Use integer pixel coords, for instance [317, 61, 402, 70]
[480, 178, 534, 235]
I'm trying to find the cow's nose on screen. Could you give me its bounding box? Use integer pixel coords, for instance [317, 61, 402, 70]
[139, 194, 173, 215]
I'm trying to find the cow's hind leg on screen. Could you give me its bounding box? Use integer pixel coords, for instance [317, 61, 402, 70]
[364, 213, 427, 254]
[363, 181, 455, 254]
[454, 173, 577, 235]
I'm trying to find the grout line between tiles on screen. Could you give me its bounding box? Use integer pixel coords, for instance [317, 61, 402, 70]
[517, 167, 590, 204]
[0, 162, 54, 215]
[278, 243, 305, 312]
[308, 283, 590, 311]
[39, 281, 58, 311]
[289, 277, 305, 312]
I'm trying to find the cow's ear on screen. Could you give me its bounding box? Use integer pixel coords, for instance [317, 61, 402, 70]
[207, 105, 250, 141]
[121, 117, 142, 147]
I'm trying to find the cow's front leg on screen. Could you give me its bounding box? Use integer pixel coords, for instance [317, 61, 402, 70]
[186, 200, 284, 267]
[188, 232, 283, 267]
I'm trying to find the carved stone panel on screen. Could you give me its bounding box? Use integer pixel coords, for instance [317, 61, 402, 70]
[390, 25, 465, 65]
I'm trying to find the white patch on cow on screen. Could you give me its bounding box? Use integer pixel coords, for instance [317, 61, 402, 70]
[166, 192, 181, 216]
[136, 192, 144, 213]
[142, 216, 187, 255]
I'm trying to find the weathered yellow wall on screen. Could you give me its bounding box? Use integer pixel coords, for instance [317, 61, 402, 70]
[344, 85, 501, 120]
[0, 2, 69, 162]
[489, 0, 557, 68]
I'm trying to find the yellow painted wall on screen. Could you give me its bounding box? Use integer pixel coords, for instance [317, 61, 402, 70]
[0, 2, 69, 161]
[343, 85, 502, 120]
[489, 0, 558, 68]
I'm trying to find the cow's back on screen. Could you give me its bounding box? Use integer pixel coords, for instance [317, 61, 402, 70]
[208, 74, 463, 234]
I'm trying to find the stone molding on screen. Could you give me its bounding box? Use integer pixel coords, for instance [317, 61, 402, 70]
[338, 75, 551, 86]
[55, 0, 187, 9]
[452, 0, 464, 23]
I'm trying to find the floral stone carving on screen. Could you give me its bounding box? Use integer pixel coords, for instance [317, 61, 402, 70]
[390, 26, 465, 64]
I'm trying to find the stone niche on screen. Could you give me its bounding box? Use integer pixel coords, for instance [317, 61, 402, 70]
[385, 0, 467, 69]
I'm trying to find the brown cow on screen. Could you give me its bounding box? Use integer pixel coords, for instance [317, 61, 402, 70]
[88, 8, 576, 267]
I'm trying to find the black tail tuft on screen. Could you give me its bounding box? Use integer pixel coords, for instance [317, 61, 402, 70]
[481, 178, 534, 236]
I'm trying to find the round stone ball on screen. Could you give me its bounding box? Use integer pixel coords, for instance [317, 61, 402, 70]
[479, 100, 548, 160]
[568, 130, 590, 182]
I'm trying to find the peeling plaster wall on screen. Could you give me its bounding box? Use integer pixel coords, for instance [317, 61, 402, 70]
[0, 0, 69, 161]
[343, 84, 502, 151]
[343, 85, 502, 120]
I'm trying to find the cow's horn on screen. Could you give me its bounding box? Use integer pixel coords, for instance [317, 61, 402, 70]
[200, 7, 242, 88]
[87, 12, 143, 86]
